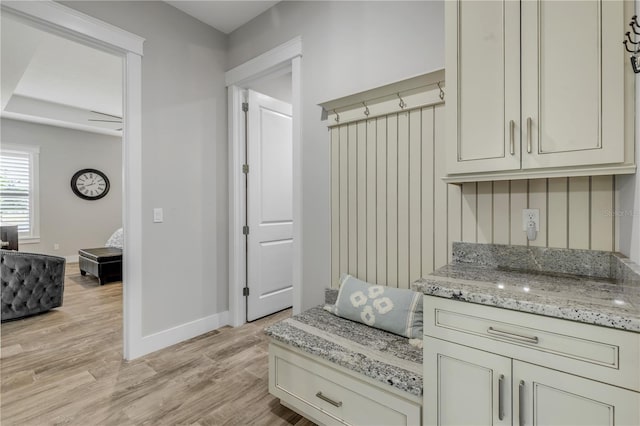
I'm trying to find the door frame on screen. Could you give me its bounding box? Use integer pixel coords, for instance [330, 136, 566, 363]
[1, 0, 146, 360]
[226, 37, 302, 326]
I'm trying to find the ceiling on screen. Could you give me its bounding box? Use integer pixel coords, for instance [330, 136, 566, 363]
[1, 14, 123, 136]
[0, 2, 280, 135]
[165, 1, 280, 34]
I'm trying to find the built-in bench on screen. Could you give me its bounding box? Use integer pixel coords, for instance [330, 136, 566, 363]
[265, 289, 423, 425]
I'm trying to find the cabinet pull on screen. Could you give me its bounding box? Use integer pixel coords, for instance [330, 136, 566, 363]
[519, 380, 525, 426]
[487, 326, 539, 344]
[526, 117, 532, 153]
[316, 391, 342, 407]
[498, 374, 505, 421]
[509, 120, 515, 155]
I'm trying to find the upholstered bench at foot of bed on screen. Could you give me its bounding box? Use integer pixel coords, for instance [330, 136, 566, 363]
[78, 247, 122, 285]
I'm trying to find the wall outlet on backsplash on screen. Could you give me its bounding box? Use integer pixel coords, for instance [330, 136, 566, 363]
[522, 209, 539, 241]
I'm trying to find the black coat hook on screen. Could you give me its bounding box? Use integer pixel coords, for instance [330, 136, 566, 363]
[625, 32, 638, 44]
[624, 40, 638, 54]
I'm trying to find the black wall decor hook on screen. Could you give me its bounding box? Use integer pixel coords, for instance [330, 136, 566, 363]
[632, 56, 640, 74]
[625, 15, 640, 73]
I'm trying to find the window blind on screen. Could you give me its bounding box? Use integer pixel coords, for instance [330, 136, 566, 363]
[0, 151, 32, 233]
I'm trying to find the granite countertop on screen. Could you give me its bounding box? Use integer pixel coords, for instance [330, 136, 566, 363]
[265, 306, 423, 396]
[413, 243, 640, 332]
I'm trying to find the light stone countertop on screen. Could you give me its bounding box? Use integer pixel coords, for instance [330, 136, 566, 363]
[265, 306, 423, 396]
[413, 243, 640, 332]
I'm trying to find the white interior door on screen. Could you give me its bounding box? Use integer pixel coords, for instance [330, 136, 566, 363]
[246, 90, 293, 321]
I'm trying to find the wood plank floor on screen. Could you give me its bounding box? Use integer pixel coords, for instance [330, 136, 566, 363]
[1, 263, 315, 425]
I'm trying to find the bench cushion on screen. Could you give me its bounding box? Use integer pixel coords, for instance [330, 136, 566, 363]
[78, 247, 122, 262]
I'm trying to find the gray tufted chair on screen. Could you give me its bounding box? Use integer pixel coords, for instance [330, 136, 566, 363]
[1, 251, 65, 322]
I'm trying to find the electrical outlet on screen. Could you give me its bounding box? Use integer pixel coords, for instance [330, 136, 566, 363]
[522, 209, 540, 231]
[53, 243, 60, 250]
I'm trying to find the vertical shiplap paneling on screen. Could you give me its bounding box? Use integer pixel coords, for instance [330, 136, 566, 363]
[376, 117, 388, 284]
[461, 183, 477, 242]
[547, 177, 568, 248]
[477, 182, 493, 243]
[447, 184, 462, 263]
[590, 175, 614, 251]
[330, 127, 340, 288]
[356, 121, 367, 278]
[330, 103, 618, 291]
[397, 111, 410, 289]
[492, 180, 510, 244]
[433, 105, 449, 269]
[421, 107, 435, 275]
[528, 179, 547, 247]
[366, 119, 377, 282]
[408, 109, 422, 284]
[510, 180, 528, 245]
[568, 176, 590, 249]
[338, 125, 349, 279]
[386, 114, 399, 287]
[347, 123, 358, 274]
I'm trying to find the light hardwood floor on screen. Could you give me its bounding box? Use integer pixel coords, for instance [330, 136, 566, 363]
[1, 263, 315, 425]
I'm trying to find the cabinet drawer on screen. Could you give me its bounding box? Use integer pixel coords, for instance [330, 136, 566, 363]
[269, 343, 421, 426]
[424, 297, 640, 392]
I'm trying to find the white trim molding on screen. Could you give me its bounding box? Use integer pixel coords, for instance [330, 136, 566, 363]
[226, 37, 303, 326]
[1, 0, 144, 55]
[225, 37, 302, 86]
[135, 311, 229, 357]
[2, 0, 146, 360]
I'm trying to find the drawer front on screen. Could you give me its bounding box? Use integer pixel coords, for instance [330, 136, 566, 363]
[269, 343, 421, 426]
[424, 296, 640, 392]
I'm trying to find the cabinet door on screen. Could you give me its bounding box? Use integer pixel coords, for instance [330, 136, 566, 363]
[445, 0, 521, 174]
[521, 0, 625, 169]
[514, 361, 640, 426]
[424, 337, 512, 425]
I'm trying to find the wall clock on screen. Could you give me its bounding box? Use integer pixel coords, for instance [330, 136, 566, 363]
[70, 168, 110, 200]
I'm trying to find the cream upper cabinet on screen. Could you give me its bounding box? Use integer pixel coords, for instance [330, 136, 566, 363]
[446, 0, 521, 175]
[446, 0, 635, 182]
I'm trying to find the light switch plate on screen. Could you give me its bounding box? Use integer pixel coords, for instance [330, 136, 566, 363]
[522, 209, 539, 231]
[153, 208, 163, 223]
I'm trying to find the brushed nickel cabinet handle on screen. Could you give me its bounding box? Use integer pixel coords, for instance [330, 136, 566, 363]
[526, 117, 532, 153]
[519, 380, 526, 426]
[487, 326, 539, 344]
[316, 391, 342, 407]
[509, 120, 515, 155]
[498, 374, 505, 421]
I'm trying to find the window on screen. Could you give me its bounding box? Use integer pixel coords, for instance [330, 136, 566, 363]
[0, 144, 40, 242]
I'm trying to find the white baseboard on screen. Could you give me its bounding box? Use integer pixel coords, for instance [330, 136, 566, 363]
[65, 255, 79, 263]
[130, 311, 230, 358]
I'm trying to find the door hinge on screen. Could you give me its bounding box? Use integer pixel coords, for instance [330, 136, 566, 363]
[242, 102, 249, 112]
[242, 164, 249, 174]
[242, 225, 249, 235]
[243, 287, 250, 296]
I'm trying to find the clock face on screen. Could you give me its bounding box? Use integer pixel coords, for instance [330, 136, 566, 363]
[71, 169, 110, 200]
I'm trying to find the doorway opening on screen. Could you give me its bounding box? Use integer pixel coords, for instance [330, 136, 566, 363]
[226, 38, 302, 326]
[1, 1, 144, 359]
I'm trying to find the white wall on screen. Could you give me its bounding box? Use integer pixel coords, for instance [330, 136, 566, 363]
[62, 1, 229, 335]
[228, 1, 445, 310]
[1, 118, 121, 259]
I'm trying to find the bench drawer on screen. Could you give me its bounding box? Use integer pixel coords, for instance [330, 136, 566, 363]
[424, 296, 640, 392]
[269, 343, 421, 426]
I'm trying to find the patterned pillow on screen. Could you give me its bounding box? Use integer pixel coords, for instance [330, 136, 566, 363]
[324, 274, 423, 338]
[105, 228, 123, 249]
